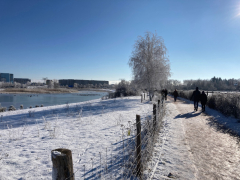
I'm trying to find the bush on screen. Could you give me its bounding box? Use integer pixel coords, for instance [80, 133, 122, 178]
[8, 105, 16, 111]
[114, 80, 139, 97]
[207, 93, 240, 119]
[0, 107, 6, 112]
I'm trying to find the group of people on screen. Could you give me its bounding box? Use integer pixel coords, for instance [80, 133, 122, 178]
[173, 87, 208, 112]
[191, 87, 208, 112]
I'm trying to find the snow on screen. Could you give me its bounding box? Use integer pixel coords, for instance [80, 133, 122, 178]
[149, 96, 240, 179]
[51, 151, 62, 159]
[0, 96, 154, 179]
[148, 98, 196, 179]
[1, 94, 240, 179]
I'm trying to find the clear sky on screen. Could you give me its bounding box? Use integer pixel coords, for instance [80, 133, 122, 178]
[1, 0, 240, 83]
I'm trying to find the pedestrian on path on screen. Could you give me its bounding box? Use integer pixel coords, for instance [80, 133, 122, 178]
[173, 89, 178, 102]
[161, 89, 165, 103]
[191, 87, 201, 111]
[164, 89, 168, 100]
[200, 91, 208, 112]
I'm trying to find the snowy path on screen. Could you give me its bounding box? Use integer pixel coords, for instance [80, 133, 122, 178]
[150, 96, 240, 180]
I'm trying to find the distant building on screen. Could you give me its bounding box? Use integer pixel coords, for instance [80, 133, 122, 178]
[0, 73, 14, 83]
[59, 79, 109, 87]
[14, 78, 31, 84]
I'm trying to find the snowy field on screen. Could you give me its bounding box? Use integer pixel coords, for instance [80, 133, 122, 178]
[0, 96, 156, 179]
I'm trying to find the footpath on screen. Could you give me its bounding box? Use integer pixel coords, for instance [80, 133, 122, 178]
[149, 96, 240, 180]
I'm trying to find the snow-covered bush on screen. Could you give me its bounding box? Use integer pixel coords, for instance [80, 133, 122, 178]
[114, 80, 139, 97]
[207, 93, 240, 119]
[0, 107, 6, 112]
[8, 105, 16, 111]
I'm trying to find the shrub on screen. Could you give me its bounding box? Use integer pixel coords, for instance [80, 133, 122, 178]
[8, 105, 16, 111]
[114, 80, 139, 97]
[0, 107, 6, 112]
[207, 93, 240, 119]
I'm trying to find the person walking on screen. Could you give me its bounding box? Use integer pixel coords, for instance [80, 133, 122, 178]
[161, 89, 165, 103]
[191, 87, 201, 111]
[164, 89, 168, 100]
[200, 91, 208, 112]
[173, 89, 178, 102]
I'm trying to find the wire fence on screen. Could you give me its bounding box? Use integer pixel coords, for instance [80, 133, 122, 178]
[58, 93, 166, 180]
[0, 93, 166, 179]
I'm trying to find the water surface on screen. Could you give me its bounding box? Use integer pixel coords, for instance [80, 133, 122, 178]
[0, 91, 108, 109]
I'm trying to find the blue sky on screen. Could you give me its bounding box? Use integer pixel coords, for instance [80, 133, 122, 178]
[1, 0, 240, 83]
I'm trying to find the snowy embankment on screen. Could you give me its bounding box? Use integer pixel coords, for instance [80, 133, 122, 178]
[0, 96, 155, 179]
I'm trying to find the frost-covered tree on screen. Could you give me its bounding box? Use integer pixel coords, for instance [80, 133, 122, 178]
[129, 32, 171, 100]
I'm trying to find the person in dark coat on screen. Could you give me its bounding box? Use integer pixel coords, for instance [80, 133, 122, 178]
[164, 89, 168, 100]
[173, 89, 178, 102]
[191, 87, 201, 111]
[200, 91, 208, 112]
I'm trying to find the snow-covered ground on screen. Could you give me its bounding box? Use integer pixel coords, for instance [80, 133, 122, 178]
[0, 96, 155, 179]
[1, 94, 240, 180]
[149, 96, 240, 179]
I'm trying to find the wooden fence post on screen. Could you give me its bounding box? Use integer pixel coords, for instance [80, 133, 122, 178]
[136, 115, 142, 177]
[144, 93, 145, 100]
[153, 104, 156, 128]
[51, 148, 74, 180]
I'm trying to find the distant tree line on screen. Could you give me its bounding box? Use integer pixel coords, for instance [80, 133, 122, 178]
[166, 77, 240, 91]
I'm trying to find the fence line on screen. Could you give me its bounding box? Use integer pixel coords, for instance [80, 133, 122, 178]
[50, 93, 166, 180]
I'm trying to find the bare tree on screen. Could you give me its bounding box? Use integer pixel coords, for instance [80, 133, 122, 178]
[129, 32, 171, 100]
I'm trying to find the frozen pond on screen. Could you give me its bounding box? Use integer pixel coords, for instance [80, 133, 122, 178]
[0, 91, 108, 109]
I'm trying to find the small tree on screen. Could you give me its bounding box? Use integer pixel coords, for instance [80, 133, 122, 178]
[48, 81, 54, 89]
[53, 79, 59, 88]
[74, 83, 78, 88]
[129, 32, 171, 100]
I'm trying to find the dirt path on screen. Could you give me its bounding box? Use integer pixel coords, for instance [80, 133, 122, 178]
[170, 96, 240, 180]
